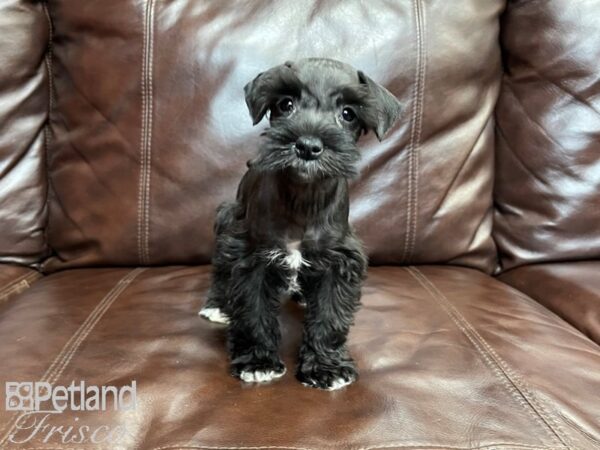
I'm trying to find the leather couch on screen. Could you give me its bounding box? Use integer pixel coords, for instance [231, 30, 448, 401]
[0, 1, 599, 449]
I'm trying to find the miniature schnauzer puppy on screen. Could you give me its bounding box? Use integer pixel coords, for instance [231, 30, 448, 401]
[200, 58, 401, 390]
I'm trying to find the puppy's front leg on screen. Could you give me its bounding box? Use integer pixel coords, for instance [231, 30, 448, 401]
[228, 253, 288, 383]
[297, 240, 367, 390]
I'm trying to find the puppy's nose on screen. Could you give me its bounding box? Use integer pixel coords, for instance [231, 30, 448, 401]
[295, 136, 323, 160]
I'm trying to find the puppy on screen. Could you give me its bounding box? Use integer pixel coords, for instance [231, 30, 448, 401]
[200, 58, 401, 390]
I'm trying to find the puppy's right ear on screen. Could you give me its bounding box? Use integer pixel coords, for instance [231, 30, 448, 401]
[244, 62, 298, 125]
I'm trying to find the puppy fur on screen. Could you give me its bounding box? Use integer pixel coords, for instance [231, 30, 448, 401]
[201, 58, 401, 390]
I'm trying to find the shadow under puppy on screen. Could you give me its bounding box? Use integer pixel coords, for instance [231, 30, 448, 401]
[200, 58, 401, 390]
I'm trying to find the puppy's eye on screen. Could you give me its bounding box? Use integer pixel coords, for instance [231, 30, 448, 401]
[276, 97, 295, 116]
[342, 107, 356, 122]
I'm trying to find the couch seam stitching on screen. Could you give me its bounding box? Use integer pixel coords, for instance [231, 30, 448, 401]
[402, 0, 418, 263]
[405, 267, 571, 448]
[41, 0, 54, 265]
[403, 0, 425, 263]
[138, 0, 155, 265]
[0, 273, 33, 297]
[144, 0, 155, 264]
[137, 0, 148, 265]
[0, 272, 41, 302]
[0, 268, 145, 446]
[408, 0, 426, 262]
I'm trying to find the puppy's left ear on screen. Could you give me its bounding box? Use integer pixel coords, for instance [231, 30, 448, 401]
[358, 71, 402, 141]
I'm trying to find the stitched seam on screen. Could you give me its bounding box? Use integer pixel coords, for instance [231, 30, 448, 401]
[0, 272, 40, 302]
[144, 0, 155, 265]
[405, 267, 571, 448]
[138, 0, 155, 265]
[0, 273, 32, 297]
[402, 0, 425, 263]
[41, 1, 54, 262]
[407, 0, 426, 262]
[0, 268, 145, 446]
[402, 0, 419, 263]
[137, 0, 147, 265]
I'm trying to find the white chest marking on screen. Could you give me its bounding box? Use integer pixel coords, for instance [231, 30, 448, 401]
[265, 241, 308, 293]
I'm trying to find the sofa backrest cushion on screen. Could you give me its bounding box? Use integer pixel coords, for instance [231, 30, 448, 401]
[494, 0, 600, 271]
[0, 0, 49, 266]
[42, 0, 503, 273]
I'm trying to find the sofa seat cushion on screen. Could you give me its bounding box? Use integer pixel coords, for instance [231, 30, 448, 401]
[0, 266, 599, 449]
[0, 264, 40, 304]
[500, 262, 600, 345]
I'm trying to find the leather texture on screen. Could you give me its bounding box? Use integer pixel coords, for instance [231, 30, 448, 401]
[0, 266, 599, 449]
[500, 261, 600, 345]
[0, 265, 41, 305]
[494, 0, 600, 271]
[1, 1, 599, 448]
[43, 0, 501, 273]
[0, 0, 49, 265]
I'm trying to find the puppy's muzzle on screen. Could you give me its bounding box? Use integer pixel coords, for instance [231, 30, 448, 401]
[295, 136, 323, 160]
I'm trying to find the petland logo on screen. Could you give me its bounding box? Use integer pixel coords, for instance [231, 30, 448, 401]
[5, 380, 137, 412]
[4, 381, 136, 445]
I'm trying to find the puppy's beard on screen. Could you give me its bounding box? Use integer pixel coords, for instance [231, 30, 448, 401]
[253, 143, 325, 181]
[254, 128, 360, 180]
[289, 158, 323, 182]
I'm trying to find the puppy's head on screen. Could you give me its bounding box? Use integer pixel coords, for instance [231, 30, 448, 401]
[244, 58, 402, 182]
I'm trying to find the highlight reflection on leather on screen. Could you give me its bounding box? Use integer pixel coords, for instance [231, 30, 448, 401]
[494, 0, 600, 271]
[0, 0, 49, 265]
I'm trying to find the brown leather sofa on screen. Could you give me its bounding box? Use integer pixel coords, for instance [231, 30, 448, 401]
[1, 1, 599, 449]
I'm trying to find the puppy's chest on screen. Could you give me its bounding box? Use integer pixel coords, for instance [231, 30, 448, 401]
[266, 239, 308, 294]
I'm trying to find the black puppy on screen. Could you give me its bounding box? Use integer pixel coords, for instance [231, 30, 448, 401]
[200, 58, 401, 390]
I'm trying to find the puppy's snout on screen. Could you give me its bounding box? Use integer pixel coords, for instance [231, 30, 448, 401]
[295, 136, 323, 160]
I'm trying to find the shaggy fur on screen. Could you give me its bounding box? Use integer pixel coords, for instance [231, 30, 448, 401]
[201, 58, 401, 390]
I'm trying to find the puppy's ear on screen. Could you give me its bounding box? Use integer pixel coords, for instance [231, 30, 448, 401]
[244, 71, 269, 125]
[243, 62, 298, 125]
[358, 71, 402, 141]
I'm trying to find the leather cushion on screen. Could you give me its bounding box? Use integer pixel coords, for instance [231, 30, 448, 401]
[0, 0, 49, 265]
[43, 0, 501, 272]
[494, 0, 600, 270]
[500, 261, 600, 344]
[1, 266, 598, 448]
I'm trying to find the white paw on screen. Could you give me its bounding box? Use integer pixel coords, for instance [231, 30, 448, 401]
[327, 377, 354, 391]
[240, 367, 286, 383]
[198, 307, 230, 324]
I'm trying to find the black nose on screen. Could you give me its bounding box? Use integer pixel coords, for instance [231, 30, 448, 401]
[295, 136, 323, 160]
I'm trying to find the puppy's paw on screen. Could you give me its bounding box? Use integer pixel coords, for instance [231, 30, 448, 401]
[297, 359, 357, 391]
[232, 358, 286, 384]
[199, 307, 230, 324]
